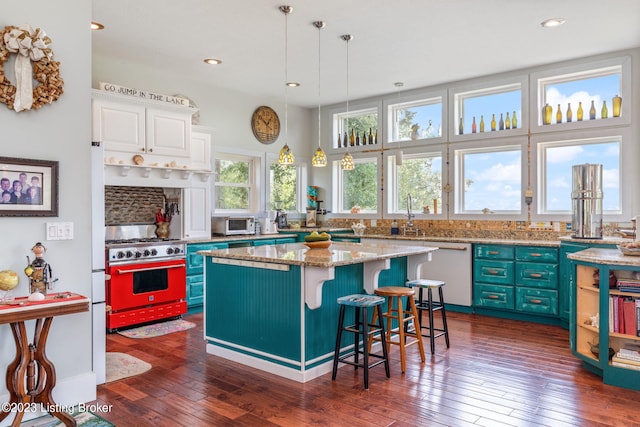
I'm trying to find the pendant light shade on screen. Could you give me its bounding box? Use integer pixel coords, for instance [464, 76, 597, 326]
[340, 152, 354, 170]
[278, 5, 295, 165]
[340, 34, 354, 170]
[311, 20, 327, 167]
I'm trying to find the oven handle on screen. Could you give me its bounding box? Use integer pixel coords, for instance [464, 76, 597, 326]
[115, 264, 186, 274]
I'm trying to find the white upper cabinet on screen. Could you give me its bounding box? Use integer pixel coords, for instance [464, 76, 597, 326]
[190, 126, 212, 171]
[92, 90, 194, 158]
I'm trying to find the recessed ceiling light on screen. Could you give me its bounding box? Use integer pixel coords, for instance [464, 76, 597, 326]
[540, 18, 566, 28]
[204, 58, 222, 65]
[91, 21, 104, 30]
[286, 82, 300, 87]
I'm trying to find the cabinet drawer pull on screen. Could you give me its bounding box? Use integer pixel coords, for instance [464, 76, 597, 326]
[530, 253, 542, 257]
[487, 295, 500, 299]
[487, 269, 500, 275]
[529, 273, 543, 278]
[529, 299, 542, 304]
[488, 251, 500, 255]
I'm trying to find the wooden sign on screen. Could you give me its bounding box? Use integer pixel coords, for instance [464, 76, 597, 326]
[98, 82, 189, 106]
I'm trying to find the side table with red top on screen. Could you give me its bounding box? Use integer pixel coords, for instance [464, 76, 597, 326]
[0, 292, 90, 427]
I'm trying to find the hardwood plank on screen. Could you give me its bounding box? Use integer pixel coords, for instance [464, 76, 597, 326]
[89, 312, 640, 426]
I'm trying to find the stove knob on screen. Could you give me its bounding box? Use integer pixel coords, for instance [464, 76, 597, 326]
[134, 251, 142, 258]
[150, 249, 158, 256]
[143, 249, 151, 257]
[116, 251, 125, 259]
[126, 251, 134, 258]
[166, 247, 174, 255]
[173, 247, 182, 255]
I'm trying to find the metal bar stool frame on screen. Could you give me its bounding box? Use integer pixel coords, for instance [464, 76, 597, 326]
[332, 294, 390, 390]
[406, 279, 450, 354]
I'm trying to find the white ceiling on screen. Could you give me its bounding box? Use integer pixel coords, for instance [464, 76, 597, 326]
[91, 0, 640, 109]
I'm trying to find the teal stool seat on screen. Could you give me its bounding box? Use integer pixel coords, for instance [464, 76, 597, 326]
[405, 279, 450, 354]
[332, 294, 390, 389]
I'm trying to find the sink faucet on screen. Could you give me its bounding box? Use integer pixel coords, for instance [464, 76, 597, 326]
[406, 193, 414, 227]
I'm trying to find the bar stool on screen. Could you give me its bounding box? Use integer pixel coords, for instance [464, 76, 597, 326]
[370, 286, 425, 373]
[405, 279, 450, 354]
[332, 294, 390, 390]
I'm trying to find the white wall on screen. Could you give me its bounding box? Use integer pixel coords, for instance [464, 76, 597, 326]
[1, 0, 95, 418]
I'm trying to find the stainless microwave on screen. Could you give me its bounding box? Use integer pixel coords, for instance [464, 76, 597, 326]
[211, 216, 255, 236]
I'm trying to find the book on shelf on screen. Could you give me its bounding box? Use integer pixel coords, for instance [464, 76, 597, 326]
[613, 355, 640, 366]
[637, 299, 640, 337]
[619, 343, 640, 359]
[609, 296, 639, 335]
[612, 360, 640, 371]
[624, 299, 636, 336]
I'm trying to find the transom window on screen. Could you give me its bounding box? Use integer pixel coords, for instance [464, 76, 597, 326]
[388, 97, 442, 142]
[455, 145, 522, 214]
[455, 83, 521, 135]
[539, 66, 622, 125]
[334, 107, 378, 148]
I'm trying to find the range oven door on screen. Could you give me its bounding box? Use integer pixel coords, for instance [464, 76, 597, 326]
[107, 258, 186, 311]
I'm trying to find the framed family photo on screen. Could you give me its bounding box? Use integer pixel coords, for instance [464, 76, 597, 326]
[0, 156, 59, 217]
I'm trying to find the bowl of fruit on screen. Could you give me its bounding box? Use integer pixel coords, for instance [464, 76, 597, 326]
[304, 231, 332, 249]
[618, 241, 640, 256]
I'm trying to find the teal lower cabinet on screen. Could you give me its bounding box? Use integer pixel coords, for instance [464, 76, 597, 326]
[473, 244, 560, 323]
[186, 242, 229, 311]
[569, 249, 640, 391]
[252, 239, 275, 246]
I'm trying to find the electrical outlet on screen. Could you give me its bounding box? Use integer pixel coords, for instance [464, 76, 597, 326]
[46, 222, 74, 240]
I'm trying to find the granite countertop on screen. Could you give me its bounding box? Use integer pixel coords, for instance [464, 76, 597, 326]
[199, 241, 436, 268]
[359, 234, 562, 247]
[558, 235, 633, 244]
[567, 247, 640, 267]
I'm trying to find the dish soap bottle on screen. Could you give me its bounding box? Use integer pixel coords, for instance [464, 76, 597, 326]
[391, 219, 399, 235]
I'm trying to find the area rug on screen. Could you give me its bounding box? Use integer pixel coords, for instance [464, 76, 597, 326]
[21, 410, 114, 426]
[105, 352, 151, 383]
[116, 319, 195, 339]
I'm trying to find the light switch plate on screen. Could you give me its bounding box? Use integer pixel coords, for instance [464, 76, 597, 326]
[46, 222, 74, 240]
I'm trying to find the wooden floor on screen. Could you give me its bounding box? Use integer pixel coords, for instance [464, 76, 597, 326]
[92, 312, 640, 427]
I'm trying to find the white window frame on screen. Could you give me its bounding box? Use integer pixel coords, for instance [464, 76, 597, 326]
[531, 127, 631, 222]
[212, 149, 262, 214]
[265, 153, 308, 215]
[385, 146, 445, 219]
[449, 75, 528, 143]
[453, 138, 527, 219]
[530, 55, 631, 133]
[384, 89, 446, 146]
[331, 153, 380, 218]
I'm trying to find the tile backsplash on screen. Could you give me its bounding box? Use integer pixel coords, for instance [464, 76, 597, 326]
[105, 186, 164, 225]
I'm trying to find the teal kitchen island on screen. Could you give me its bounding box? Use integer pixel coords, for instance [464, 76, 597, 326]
[199, 241, 437, 382]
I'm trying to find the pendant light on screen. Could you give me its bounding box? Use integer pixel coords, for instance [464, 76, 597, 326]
[311, 20, 327, 167]
[340, 34, 355, 171]
[278, 5, 295, 165]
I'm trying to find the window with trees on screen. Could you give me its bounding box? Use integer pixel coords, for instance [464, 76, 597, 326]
[387, 152, 443, 214]
[334, 107, 378, 148]
[269, 162, 299, 212]
[214, 154, 259, 212]
[388, 97, 442, 142]
[335, 157, 378, 213]
[455, 145, 522, 214]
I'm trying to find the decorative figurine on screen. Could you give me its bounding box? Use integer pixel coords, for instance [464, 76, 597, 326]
[25, 242, 53, 295]
[410, 124, 420, 140]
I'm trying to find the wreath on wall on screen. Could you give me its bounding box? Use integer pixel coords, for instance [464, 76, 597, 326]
[0, 24, 63, 112]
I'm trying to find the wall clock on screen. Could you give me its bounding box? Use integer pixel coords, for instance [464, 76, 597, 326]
[251, 106, 280, 144]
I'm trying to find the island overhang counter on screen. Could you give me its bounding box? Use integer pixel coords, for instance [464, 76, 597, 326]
[199, 241, 437, 382]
